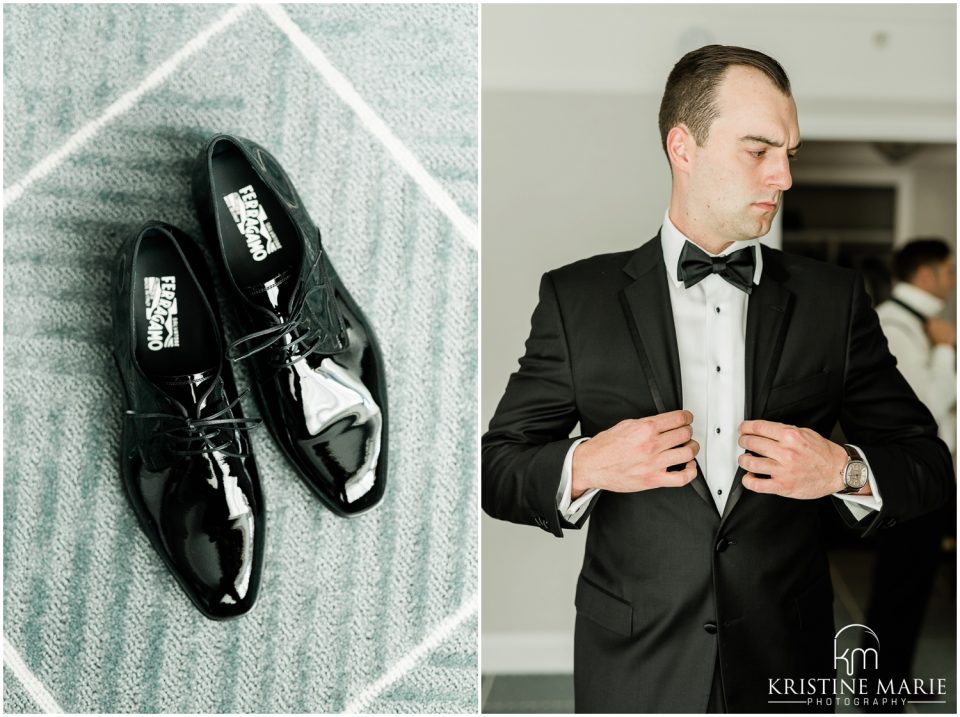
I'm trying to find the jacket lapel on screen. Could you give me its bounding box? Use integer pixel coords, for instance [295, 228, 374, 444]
[619, 237, 682, 414]
[620, 235, 713, 510]
[722, 247, 794, 522]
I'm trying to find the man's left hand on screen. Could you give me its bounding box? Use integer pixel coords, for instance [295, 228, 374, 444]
[738, 420, 868, 499]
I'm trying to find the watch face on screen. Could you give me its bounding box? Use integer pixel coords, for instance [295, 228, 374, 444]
[845, 461, 869, 489]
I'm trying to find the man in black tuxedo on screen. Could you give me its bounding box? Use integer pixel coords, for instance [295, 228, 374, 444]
[481, 45, 953, 713]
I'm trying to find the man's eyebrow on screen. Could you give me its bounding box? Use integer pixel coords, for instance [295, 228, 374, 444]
[740, 135, 803, 152]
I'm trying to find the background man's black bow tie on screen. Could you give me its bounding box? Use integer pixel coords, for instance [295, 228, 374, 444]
[677, 242, 756, 294]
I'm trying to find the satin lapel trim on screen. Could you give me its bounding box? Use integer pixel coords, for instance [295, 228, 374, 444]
[619, 240, 713, 511]
[722, 466, 749, 522]
[619, 276, 681, 414]
[690, 462, 714, 515]
[721, 261, 794, 523]
[745, 273, 793, 422]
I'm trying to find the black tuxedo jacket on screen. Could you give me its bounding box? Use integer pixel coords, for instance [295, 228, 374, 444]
[481, 235, 953, 713]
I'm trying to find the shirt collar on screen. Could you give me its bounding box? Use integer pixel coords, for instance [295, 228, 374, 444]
[891, 282, 945, 318]
[660, 209, 764, 289]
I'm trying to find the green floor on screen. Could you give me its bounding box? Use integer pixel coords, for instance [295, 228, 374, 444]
[4, 4, 477, 712]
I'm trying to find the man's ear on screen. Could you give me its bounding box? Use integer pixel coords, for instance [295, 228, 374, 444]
[666, 125, 694, 175]
[912, 264, 935, 291]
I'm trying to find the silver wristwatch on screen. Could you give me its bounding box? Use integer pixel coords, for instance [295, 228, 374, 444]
[838, 444, 868, 494]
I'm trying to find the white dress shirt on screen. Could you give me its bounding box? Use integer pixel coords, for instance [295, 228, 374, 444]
[876, 283, 956, 454]
[558, 210, 882, 521]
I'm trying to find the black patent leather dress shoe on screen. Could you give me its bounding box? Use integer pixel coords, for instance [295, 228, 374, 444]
[112, 221, 265, 619]
[192, 135, 388, 516]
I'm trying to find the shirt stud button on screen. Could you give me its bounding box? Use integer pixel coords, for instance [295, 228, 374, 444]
[716, 427, 721, 434]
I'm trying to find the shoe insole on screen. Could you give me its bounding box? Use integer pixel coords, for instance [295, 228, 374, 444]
[133, 229, 219, 377]
[210, 145, 300, 291]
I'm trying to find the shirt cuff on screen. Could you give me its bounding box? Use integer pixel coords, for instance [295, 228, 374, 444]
[832, 444, 883, 521]
[557, 437, 599, 522]
[931, 344, 957, 373]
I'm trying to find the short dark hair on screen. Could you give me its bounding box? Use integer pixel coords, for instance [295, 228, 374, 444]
[658, 45, 792, 159]
[892, 238, 953, 282]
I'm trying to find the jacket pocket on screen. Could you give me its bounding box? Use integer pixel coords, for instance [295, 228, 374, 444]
[575, 575, 633, 636]
[766, 369, 830, 413]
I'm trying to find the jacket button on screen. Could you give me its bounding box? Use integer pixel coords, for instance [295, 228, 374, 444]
[703, 622, 718, 634]
[715, 538, 730, 552]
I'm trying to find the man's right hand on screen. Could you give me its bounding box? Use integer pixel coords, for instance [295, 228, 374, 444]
[926, 317, 956, 347]
[571, 410, 699, 499]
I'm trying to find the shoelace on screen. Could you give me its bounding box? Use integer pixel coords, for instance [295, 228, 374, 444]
[226, 251, 341, 369]
[126, 389, 261, 458]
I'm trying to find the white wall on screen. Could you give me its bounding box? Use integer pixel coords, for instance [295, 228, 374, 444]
[481, 92, 668, 672]
[483, 4, 956, 143]
[481, 4, 957, 674]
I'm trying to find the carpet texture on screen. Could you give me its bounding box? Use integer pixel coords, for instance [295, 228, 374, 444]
[3, 4, 477, 713]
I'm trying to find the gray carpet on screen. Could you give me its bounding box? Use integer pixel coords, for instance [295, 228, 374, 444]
[3, 4, 477, 712]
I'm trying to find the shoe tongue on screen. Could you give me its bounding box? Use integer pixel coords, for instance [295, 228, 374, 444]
[155, 367, 219, 414]
[241, 269, 299, 316]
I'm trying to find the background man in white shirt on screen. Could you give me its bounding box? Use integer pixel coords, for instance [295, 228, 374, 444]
[482, 45, 953, 712]
[876, 238, 956, 453]
[861, 238, 956, 711]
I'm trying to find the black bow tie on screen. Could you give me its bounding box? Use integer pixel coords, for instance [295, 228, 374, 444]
[677, 242, 756, 294]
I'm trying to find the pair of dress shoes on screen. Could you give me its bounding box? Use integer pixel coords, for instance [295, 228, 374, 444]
[112, 135, 388, 619]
